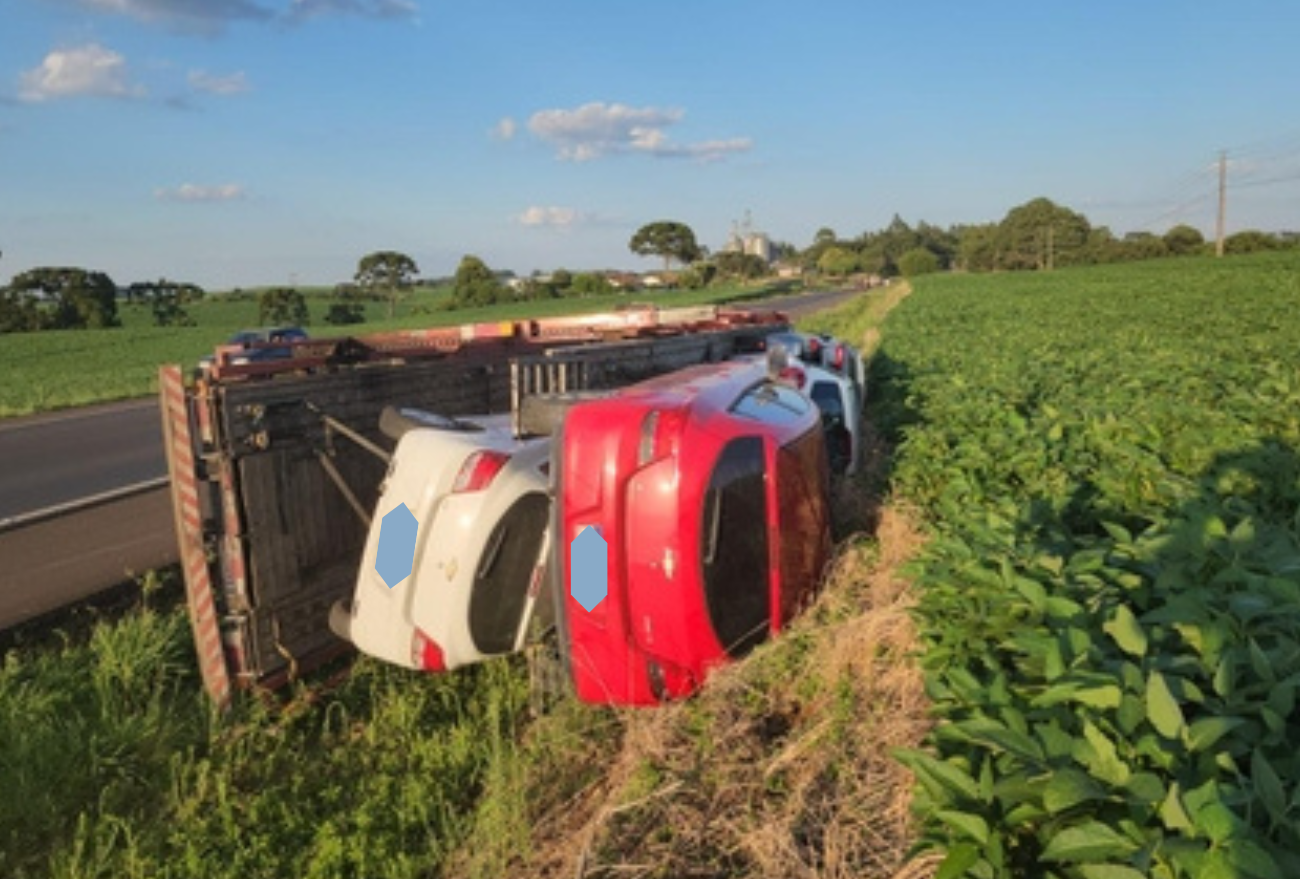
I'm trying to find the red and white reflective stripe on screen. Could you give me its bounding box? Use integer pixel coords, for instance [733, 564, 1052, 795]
[159, 365, 232, 708]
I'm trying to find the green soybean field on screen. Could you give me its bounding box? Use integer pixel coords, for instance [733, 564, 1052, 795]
[877, 252, 1300, 877]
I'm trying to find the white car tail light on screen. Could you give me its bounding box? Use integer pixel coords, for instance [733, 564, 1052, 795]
[452, 450, 510, 493]
[832, 344, 845, 370]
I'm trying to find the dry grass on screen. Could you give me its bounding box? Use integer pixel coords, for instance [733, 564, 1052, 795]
[508, 504, 933, 879]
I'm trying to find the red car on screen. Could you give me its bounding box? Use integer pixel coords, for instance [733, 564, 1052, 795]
[549, 357, 833, 706]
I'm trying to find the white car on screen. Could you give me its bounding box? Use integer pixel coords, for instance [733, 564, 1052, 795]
[803, 362, 863, 476]
[767, 333, 864, 475]
[814, 335, 867, 408]
[329, 407, 552, 672]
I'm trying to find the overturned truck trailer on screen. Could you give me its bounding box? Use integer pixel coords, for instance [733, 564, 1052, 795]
[159, 305, 790, 706]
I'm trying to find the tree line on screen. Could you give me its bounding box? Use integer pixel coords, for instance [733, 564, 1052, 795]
[800, 198, 1298, 279]
[3, 200, 1295, 335]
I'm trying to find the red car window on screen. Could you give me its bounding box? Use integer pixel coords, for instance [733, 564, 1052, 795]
[700, 436, 770, 657]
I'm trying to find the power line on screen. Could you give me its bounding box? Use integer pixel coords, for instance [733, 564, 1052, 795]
[1233, 172, 1300, 190]
[1137, 192, 1214, 233]
[1222, 130, 1300, 159]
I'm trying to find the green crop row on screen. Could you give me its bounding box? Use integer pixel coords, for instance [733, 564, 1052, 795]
[876, 253, 1300, 878]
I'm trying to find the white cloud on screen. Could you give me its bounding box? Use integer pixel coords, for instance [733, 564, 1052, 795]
[491, 117, 517, 141]
[515, 206, 624, 229]
[63, 0, 418, 33]
[154, 183, 247, 202]
[517, 206, 583, 228]
[19, 44, 146, 102]
[73, 0, 274, 33]
[525, 101, 752, 163]
[188, 70, 250, 95]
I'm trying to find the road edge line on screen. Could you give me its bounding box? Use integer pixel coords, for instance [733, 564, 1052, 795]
[0, 477, 171, 534]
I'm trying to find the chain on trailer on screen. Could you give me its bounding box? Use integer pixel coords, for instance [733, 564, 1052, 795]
[160, 305, 789, 705]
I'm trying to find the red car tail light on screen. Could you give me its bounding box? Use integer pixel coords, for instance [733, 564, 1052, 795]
[777, 366, 806, 389]
[411, 629, 447, 672]
[452, 450, 510, 493]
[637, 409, 687, 465]
[832, 344, 845, 370]
[806, 337, 821, 359]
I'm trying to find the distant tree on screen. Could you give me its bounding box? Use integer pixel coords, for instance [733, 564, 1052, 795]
[1163, 224, 1205, 256]
[324, 284, 367, 325]
[915, 221, 958, 269]
[956, 223, 1000, 271]
[897, 247, 941, 277]
[678, 263, 717, 290]
[550, 268, 573, 294]
[1116, 232, 1169, 262]
[0, 286, 42, 333]
[771, 240, 800, 262]
[1084, 226, 1119, 265]
[629, 221, 701, 270]
[801, 227, 843, 270]
[570, 272, 612, 297]
[817, 246, 858, 277]
[453, 255, 503, 307]
[996, 198, 1092, 270]
[714, 251, 769, 280]
[9, 267, 120, 329]
[127, 278, 203, 327]
[355, 250, 419, 319]
[1224, 230, 1279, 254]
[258, 287, 309, 326]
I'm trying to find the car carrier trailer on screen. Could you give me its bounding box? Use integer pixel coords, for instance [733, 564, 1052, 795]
[159, 305, 790, 707]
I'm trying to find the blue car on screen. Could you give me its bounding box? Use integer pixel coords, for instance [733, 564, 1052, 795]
[198, 326, 309, 371]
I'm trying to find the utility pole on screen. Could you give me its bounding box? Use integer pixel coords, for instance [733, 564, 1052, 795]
[1215, 149, 1227, 258]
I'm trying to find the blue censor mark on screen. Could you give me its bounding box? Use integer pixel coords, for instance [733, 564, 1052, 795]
[375, 503, 418, 588]
[570, 526, 608, 612]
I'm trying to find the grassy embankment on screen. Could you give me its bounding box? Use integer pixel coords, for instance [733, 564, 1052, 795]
[1, 282, 923, 879]
[0, 280, 798, 418]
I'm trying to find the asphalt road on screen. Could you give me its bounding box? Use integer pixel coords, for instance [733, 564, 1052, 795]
[0, 488, 175, 628]
[0, 285, 866, 630]
[0, 398, 166, 521]
[742, 285, 864, 319]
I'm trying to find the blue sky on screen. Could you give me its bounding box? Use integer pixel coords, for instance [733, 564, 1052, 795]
[1, 0, 1297, 289]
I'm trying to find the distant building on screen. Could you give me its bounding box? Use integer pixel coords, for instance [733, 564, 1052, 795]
[641, 271, 680, 289]
[604, 271, 641, 292]
[721, 212, 775, 263]
[743, 233, 773, 262]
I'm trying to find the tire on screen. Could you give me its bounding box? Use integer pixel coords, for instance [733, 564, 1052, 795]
[517, 391, 612, 437]
[378, 405, 477, 441]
